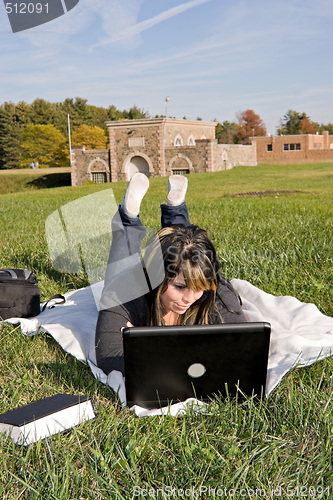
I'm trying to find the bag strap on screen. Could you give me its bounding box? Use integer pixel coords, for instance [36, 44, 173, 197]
[0, 269, 33, 280]
[0, 269, 18, 279]
[42, 294, 66, 312]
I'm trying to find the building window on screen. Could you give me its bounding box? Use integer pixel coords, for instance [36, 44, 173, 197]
[267, 144, 273, 152]
[172, 169, 190, 175]
[283, 143, 301, 151]
[174, 134, 183, 146]
[91, 172, 107, 183]
[188, 135, 195, 146]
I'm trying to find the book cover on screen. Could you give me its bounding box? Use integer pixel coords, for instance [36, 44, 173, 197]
[0, 394, 96, 445]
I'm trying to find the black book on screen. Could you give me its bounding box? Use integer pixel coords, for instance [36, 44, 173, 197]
[0, 394, 96, 445]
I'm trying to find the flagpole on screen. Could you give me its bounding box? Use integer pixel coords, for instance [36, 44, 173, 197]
[67, 113, 72, 167]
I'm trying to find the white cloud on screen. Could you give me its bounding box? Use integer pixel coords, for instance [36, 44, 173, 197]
[2, 0, 143, 53]
[0, 0, 331, 129]
[90, 0, 213, 50]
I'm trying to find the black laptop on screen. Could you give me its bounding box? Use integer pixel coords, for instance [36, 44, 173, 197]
[123, 322, 271, 409]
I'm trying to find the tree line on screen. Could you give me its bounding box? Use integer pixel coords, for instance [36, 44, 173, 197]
[0, 98, 331, 169]
[215, 110, 333, 145]
[0, 98, 149, 169]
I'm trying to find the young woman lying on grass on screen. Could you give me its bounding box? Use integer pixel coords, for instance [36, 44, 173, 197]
[95, 173, 247, 375]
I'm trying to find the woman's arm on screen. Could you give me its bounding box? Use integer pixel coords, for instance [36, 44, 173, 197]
[213, 274, 247, 323]
[95, 306, 129, 375]
[95, 293, 149, 375]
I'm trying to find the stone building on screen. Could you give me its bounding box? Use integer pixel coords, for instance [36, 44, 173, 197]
[70, 118, 257, 186]
[251, 131, 333, 164]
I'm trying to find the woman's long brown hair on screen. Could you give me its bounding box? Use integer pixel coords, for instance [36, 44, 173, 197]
[143, 225, 221, 326]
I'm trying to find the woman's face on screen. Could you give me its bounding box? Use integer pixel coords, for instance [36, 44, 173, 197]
[160, 273, 204, 315]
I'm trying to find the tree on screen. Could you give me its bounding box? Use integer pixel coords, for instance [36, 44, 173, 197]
[235, 109, 266, 143]
[298, 117, 318, 134]
[60, 97, 93, 131]
[122, 105, 150, 120]
[0, 98, 154, 169]
[277, 110, 318, 135]
[30, 98, 58, 125]
[15, 101, 32, 125]
[52, 104, 69, 137]
[21, 124, 68, 168]
[0, 102, 24, 169]
[319, 123, 333, 135]
[90, 105, 109, 133]
[107, 105, 123, 121]
[215, 120, 240, 144]
[72, 124, 108, 149]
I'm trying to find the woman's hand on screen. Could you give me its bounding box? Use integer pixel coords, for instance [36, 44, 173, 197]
[121, 321, 134, 332]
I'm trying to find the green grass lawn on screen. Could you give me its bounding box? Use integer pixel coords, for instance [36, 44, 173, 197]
[0, 163, 332, 499]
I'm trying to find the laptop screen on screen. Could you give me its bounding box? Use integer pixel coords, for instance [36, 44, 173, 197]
[123, 322, 271, 409]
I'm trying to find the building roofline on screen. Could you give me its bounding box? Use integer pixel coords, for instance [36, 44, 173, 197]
[251, 132, 331, 140]
[105, 118, 217, 128]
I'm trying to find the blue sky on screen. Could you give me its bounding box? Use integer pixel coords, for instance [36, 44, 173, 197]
[0, 0, 332, 134]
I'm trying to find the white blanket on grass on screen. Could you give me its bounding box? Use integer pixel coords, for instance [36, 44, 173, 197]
[5, 279, 333, 417]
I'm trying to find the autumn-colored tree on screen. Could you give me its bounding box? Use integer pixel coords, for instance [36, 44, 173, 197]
[21, 124, 68, 168]
[298, 117, 318, 134]
[0, 98, 154, 169]
[235, 109, 266, 143]
[71, 124, 108, 149]
[277, 110, 318, 135]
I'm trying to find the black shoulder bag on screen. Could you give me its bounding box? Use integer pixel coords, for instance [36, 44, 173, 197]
[0, 269, 41, 320]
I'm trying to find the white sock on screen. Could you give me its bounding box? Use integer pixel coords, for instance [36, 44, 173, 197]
[167, 175, 188, 206]
[121, 173, 149, 218]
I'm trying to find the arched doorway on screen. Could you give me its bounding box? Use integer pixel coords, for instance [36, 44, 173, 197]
[168, 154, 193, 175]
[221, 150, 229, 170]
[88, 158, 109, 183]
[127, 155, 150, 179]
